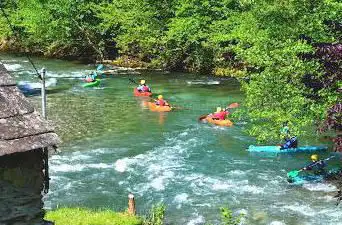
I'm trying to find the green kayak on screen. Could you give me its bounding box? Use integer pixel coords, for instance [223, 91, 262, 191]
[83, 79, 101, 88]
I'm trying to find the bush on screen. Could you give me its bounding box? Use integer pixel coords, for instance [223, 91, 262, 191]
[142, 204, 166, 225]
[219, 207, 244, 225]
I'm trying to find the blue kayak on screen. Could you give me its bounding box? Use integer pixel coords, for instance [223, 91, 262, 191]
[18, 78, 57, 95]
[288, 174, 324, 185]
[247, 145, 328, 153]
[288, 169, 341, 185]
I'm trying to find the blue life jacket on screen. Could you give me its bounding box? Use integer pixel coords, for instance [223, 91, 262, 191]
[306, 160, 327, 171]
[282, 136, 298, 149]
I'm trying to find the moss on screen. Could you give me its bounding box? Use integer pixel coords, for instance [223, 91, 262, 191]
[45, 208, 142, 225]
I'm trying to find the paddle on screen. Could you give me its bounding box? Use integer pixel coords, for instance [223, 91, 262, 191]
[198, 102, 240, 121]
[96, 64, 104, 71]
[287, 156, 335, 178]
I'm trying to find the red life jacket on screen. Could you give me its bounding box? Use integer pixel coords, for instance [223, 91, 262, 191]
[156, 99, 166, 106]
[85, 77, 93, 83]
[212, 111, 228, 120]
[142, 85, 150, 92]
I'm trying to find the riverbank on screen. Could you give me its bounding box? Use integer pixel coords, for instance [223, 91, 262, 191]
[45, 208, 142, 225]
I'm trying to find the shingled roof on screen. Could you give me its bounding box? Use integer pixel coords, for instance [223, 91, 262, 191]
[0, 63, 60, 156]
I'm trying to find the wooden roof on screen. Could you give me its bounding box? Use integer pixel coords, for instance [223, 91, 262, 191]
[0, 63, 60, 156]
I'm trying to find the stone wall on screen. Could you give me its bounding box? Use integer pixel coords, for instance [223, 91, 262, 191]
[0, 149, 45, 225]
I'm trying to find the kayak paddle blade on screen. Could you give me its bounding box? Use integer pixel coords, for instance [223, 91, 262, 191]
[96, 64, 104, 71]
[287, 170, 299, 178]
[227, 102, 239, 109]
[198, 114, 208, 121]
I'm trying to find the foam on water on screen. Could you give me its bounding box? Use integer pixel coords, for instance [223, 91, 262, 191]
[187, 214, 205, 225]
[227, 169, 248, 176]
[186, 80, 220, 85]
[174, 193, 189, 204]
[269, 221, 286, 225]
[303, 183, 338, 192]
[114, 159, 129, 172]
[281, 203, 316, 216]
[3, 63, 23, 71]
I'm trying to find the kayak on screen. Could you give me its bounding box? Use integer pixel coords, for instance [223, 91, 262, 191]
[288, 174, 324, 185]
[83, 79, 101, 88]
[205, 116, 233, 127]
[287, 169, 340, 185]
[247, 145, 328, 153]
[18, 78, 57, 95]
[147, 102, 172, 112]
[134, 88, 152, 97]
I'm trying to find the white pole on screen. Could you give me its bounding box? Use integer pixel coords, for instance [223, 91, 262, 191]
[41, 68, 47, 119]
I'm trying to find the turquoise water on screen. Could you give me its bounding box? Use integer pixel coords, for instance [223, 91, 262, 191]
[1, 54, 341, 225]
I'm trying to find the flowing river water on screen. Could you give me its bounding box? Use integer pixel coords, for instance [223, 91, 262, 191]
[1, 54, 341, 225]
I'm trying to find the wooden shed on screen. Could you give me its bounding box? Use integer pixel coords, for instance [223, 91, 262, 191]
[0, 63, 60, 225]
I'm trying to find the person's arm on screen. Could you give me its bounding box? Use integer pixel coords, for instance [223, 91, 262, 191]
[303, 160, 323, 171]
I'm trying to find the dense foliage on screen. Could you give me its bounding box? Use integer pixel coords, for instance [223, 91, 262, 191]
[0, 0, 340, 146]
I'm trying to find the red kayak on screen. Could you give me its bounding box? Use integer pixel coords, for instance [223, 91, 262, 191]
[134, 88, 152, 97]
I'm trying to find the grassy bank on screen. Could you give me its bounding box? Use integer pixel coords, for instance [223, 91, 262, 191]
[45, 208, 142, 225]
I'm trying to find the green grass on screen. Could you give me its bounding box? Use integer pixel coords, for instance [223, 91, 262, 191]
[45, 208, 142, 225]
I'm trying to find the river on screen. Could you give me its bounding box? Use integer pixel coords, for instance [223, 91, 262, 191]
[1, 54, 341, 225]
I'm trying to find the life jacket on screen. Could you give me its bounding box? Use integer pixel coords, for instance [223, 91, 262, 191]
[85, 77, 93, 82]
[212, 111, 228, 120]
[155, 99, 166, 106]
[137, 84, 150, 92]
[142, 85, 151, 92]
[305, 160, 327, 173]
[282, 136, 298, 149]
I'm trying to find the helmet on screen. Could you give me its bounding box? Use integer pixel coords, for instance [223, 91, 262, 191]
[140, 80, 146, 85]
[311, 154, 318, 161]
[216, 107, 222, 113]
[158, 95, 163, 100]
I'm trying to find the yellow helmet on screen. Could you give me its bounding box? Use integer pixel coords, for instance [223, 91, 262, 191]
[158, 95, 163, 100]
[311, 154, 318, 161]
[216, 107, 222, 113]
[140, 80, 146, 84]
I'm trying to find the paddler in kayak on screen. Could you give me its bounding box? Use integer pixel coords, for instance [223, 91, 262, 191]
[85, 71, 97, 82]
[210, 107, 229, 120]
[280, 136, 298, 149]
[155, 95, 169, 106]
[279, 121, 298, 149]
[302, 154, 327, 175]
[137, 80, 151, 93]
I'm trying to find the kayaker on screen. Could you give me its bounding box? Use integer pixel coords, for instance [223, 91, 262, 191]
[137, 80, 151, 93]
[155, 95, 169, 106]
[279, 121, 298, 149]
[85, 71, 97, 82]
[302, 154, 327, 175]
[280, 136, 298, 149]
[211, 107, 229, 120]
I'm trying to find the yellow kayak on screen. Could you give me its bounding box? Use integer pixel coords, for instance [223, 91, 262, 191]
[147, 102, 172, 112]
[205, 117, 233, 127]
